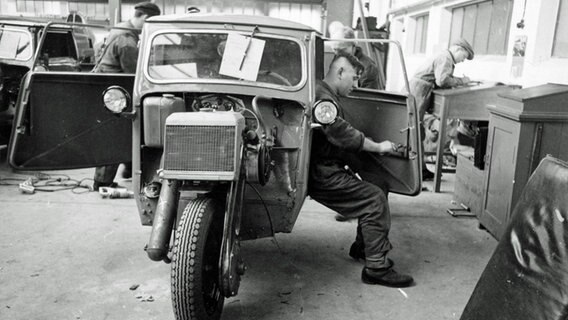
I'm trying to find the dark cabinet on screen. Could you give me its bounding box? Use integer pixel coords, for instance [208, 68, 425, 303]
[480, 83, 568, 239]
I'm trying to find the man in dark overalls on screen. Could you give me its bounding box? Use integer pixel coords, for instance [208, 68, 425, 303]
[309, 52, 413, 287]
[92, 1, 161, 191]
[330, 26, 383, 223]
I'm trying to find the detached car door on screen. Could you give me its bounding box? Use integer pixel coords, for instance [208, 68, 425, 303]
[8, 72, 134, 170]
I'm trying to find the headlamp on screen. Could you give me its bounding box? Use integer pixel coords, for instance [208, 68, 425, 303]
[313, 100, 338, 125]
[102, 86, 130, 113]
[33, 65, 48, 72]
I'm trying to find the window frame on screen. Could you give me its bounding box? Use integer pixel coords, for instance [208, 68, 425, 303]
[142, 28, 307, 92]
[448, 0, 513, 56]
[552, 0, 568, 58]
[411, 14, 429, 54]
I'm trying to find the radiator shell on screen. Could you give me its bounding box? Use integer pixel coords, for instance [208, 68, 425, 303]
[162, 112, 244, 180]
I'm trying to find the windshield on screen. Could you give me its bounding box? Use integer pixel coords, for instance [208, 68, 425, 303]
[147, 32, 303, 87]
[0, 28, 32, 61]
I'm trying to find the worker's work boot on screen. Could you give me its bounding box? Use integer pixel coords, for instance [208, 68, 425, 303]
[121, 163, 132, 179]
[349, 242, 365, 260]
[422, 168, 435, 181]
[361, 267, 414, 287]
[92, 181, 119, 192]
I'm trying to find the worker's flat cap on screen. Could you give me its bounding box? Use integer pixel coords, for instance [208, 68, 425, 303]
[452, 38, 474, 60]
[135, 1, 161, 16]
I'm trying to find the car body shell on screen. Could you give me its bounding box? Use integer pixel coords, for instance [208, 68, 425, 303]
[7, 13, 422, 318]
[0, 17, 97, 144]
[8, 14, 422, 237]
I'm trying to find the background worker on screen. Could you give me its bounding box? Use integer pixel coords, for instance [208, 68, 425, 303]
[309, 51, 413, 288]
[409, 38, 474, 180]
[330, 26, 380, 89]
[92, 1, 161, 191]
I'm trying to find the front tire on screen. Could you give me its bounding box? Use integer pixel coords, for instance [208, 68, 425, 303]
[171, 197, 225, 320]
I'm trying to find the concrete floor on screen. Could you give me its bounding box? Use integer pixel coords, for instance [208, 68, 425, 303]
[0, 162, 497, 320]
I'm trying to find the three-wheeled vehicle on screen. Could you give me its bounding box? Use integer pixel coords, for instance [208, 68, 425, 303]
[0, 17, 97, 145]
[8, 14, 421, 320]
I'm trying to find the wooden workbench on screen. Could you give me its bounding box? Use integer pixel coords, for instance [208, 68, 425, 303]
[431, 82, 520, 192]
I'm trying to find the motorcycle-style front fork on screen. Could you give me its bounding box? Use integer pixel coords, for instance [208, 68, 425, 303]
[145, 175, 246, 297]
[220, 175, 246, 297]
[146, 179, 180, 262]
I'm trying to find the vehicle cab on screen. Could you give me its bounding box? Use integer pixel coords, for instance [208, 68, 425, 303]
[0, 17, 97, 145]
[8, 13, 421, 320]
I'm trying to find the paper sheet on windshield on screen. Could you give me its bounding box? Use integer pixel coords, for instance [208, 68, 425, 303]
[219, 33, 265, 81]
[0, 32, 21, 59]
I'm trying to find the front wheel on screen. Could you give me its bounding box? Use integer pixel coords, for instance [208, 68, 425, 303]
[171, 197, 225, 320]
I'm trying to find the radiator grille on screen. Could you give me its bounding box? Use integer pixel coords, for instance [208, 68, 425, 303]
[164, 125, 236, 172]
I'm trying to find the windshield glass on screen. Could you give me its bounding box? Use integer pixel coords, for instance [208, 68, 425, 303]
[0, 28, 32, 61]
[148, 32, 303, 87]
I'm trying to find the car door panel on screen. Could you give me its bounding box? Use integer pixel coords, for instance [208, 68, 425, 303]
[8, 72, 134, 170]
[339, 88, 421, 195]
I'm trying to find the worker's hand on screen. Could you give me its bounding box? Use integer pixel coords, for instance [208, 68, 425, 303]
[377, 140, 404, 155]
[461, 76, 471, 85]
[376, 140, 392, 154]
[363, 138, 405, 155]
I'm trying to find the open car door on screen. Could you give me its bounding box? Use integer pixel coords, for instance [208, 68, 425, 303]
[340, 89, 421, 195]
[8, 72, 134, 170]
[322, 38, 421, 195]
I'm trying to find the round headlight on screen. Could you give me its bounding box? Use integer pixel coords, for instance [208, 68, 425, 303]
[33, 65, 48, 72]
[102, 86, 130, 113]
[313, 100, 338, 125]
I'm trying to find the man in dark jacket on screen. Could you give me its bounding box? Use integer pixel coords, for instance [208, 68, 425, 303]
[329, 26, 385, 222]
[410, 38, 474, 180]
[92, 1, 161, 191]
[94, 2, 160, 73]
[308, 52, 413, 287]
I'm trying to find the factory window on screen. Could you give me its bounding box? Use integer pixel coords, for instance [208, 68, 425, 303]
[412, 14, 428, 54]
[553, 0, 568, 58]
[268, 2, 323, 32]
[449, 0, 513, 55]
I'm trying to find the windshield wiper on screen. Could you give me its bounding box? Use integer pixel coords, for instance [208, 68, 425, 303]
[239, 26, 258, 71]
